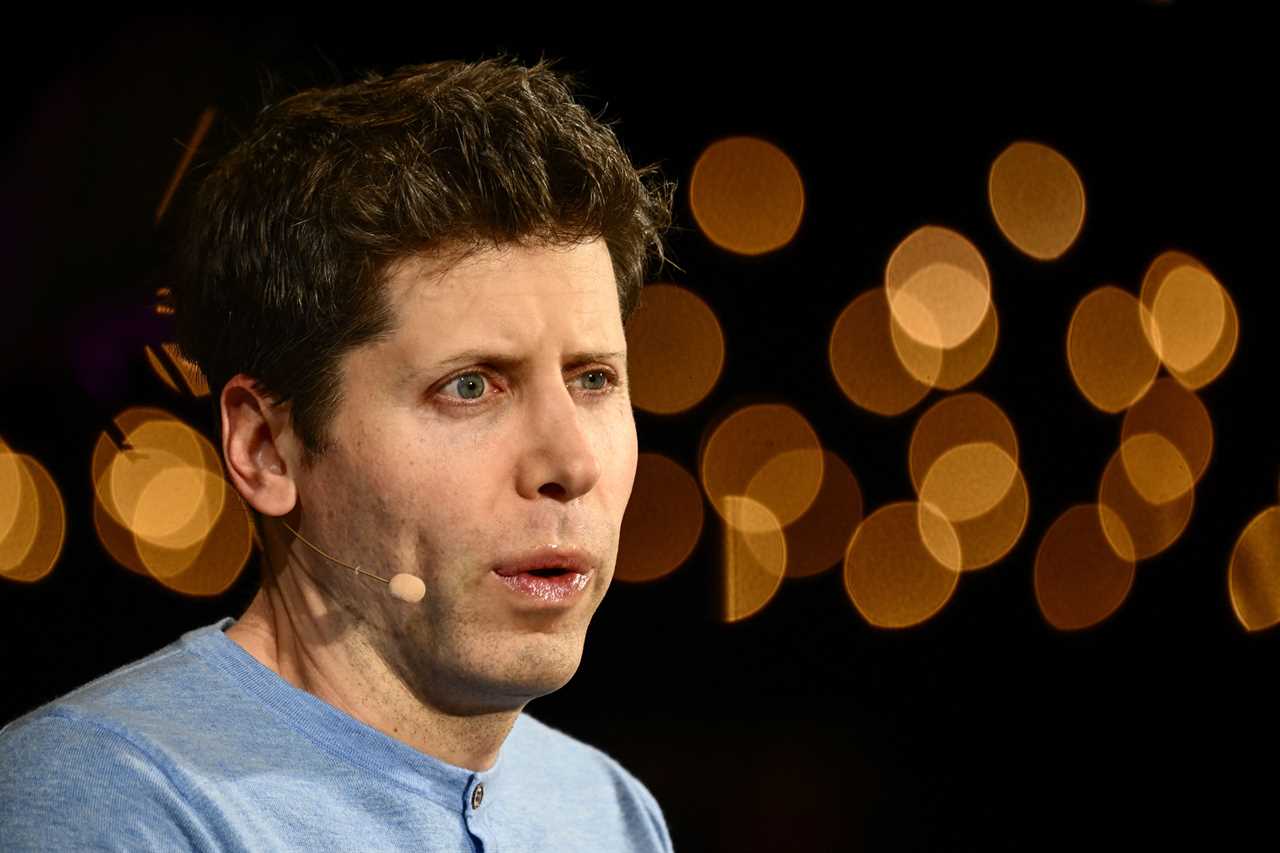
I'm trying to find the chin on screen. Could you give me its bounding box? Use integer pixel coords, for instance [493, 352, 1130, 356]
[496, 632, 587, 698]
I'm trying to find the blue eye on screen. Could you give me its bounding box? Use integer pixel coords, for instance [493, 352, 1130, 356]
[579, 370, 610, 391]
[451, 373, 487, 400]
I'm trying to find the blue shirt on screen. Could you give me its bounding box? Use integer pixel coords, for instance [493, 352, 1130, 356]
[0, 619, 673, 852]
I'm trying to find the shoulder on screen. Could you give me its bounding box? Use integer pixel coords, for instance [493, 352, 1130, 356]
[0, 680, 219, 851]
[0, 623, 235, 850]
[2, 621, 238, 755]
[506, 714, 673, 851]
[1, 707, 195, 813]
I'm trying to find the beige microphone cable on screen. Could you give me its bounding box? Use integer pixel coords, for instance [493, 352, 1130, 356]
[280, 520, 426, 603]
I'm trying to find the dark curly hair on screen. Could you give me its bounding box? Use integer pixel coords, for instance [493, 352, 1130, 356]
[174, 57, 673, 463]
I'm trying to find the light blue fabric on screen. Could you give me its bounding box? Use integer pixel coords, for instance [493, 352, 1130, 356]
[0, 619, 673, 852]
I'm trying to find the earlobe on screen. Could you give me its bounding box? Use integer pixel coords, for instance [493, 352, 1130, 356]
[221, 376, 298, 517]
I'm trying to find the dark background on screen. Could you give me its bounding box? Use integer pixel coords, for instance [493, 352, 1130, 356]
[3, 6, 1276, 850]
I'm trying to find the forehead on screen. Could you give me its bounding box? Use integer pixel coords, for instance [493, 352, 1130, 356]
[376, 238, 623, 362]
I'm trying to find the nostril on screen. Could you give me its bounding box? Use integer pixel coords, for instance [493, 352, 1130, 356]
[538, 483, 568, 498]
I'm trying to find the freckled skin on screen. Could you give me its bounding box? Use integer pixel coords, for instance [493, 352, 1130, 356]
[230, 239, 637, 762]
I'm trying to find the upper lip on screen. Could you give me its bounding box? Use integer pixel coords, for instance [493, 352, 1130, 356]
[491, 547, 595, 577]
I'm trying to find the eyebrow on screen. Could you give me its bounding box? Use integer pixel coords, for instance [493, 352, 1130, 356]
[424, 349, 628, 373]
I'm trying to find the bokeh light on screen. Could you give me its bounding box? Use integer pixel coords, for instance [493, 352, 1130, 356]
[1148, 265, 1225, 373]
[1229, 507, 1280, 632]
[91, 407, 251, 595]
[145, 344, 182, 394]
[626, 284, 724, 415]
[616, 452, 705, 582]
[144, 342, 211, 398]
[1139, 251, 1236, 388]
[830, 289, 934, 416]
[93, 498, 149, 580]
[0, 453, 66, 583]
[1097, 436, 1194, 561]
[0, 439, 20, 543]
[844, 502, 960, 628]
[988, 141, 1086, 260]
[919, 442, 1018, 524]
[1115, 432, 1195, 506]
[170, 343, 210, 397]
[700, 404, 824, 530]
[1036, 504, 1136, 630]
[752, 449, 863, 579]
[98, 418, 223, 541]
[1167, 285, 1237, 391]
[940, 465, 1029, 571]
[722, 496, 787, 623]
[1068, 285, 1159, 412]
[1121, 378, 1213, 492]
[1, 451, 38, 577]
[132, 468, 230, 568]
[134, 485, 253, 597]
[909, 393, 1019, 495]
[915, 442, 1027, 573]
[884, 226, 992, 350]
[891, 298, 999, 391]
[154, 287, 175, 316]
[689, 136, 804, 255]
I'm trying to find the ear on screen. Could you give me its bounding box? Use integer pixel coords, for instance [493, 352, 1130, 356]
[221, 375, 299, 517]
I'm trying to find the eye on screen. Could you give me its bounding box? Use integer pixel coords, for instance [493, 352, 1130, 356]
[578, 370, 611, 391]
[447, 372, 487, 400]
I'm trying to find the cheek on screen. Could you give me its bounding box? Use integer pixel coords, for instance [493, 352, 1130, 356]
[337, 431, 460, 545]
[600, 406, 639, 517]
[403, 456, 497, 553]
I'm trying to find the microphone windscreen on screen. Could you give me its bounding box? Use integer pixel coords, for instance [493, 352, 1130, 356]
[389, 573, 426, 603]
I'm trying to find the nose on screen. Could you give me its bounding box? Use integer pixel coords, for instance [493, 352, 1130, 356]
[515, 380, 603, 503]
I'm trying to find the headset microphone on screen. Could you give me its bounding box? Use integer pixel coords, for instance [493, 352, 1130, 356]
[281, 520, 427, 603]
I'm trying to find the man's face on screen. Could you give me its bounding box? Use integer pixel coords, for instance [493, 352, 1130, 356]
[290, 238, 637, 714]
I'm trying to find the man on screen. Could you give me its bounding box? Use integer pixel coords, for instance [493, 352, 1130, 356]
[0, 57, 675, 851]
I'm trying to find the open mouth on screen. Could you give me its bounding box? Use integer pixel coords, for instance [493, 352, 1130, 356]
[491, 548, 593, 602]
[525, 567, 572, 578]
[492, 566, 591, 602]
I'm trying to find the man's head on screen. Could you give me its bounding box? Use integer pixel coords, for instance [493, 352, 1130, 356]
[177, 57, 671, 461]
[174, 58, 672, 713]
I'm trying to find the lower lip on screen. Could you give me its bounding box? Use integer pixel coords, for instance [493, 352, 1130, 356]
[493, 570, 590, 603]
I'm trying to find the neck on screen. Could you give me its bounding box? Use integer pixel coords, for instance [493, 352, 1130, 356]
[226, 566, 518, 772]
